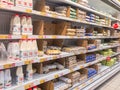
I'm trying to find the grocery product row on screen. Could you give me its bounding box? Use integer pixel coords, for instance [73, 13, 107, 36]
[0, 0, 120, 30]
[0, 36, 120, 69]
[0, 0, 120, 90]
[1, 47, 120, 90]
[1, 13, 120, 39]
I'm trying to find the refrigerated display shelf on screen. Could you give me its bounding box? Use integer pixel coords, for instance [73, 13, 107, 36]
[0, 5, 119, 29]
[70, 62, 120, 90]
[0, 45, 119, 70]
[5, 52, 120, 90]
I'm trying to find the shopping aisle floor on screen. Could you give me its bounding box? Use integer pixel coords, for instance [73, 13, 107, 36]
[96, 72, 120, 90]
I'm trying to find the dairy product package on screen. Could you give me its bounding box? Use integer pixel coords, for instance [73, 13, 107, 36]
[0, 0, 8, 7]
[27, 16, 33, 35]
[4, 69, 12, 88]
[32, 39, 38, 57]
[15, 0, 23, 7]
[7, 42, 20, 60]
[10, 14, 21, 35]
[26, 64, 33, 80]
[16, 66, 24, 84]
[20, 40, 28, 60]
[21, 15, 28, 35]
[28, 0, 33, 9]
[27, 40, 33, 58]
[0, 70, 4, 89]
[8, 0, 14, 7]
[0, 42, 7, 61]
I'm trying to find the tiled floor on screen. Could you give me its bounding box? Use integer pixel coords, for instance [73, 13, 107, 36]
[96, 72, 120, 90]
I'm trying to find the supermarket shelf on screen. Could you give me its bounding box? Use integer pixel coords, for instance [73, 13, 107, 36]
[0, 52, 72, 70]
[70, 62, 120, 90]
[0, 34, 119, 39]
[0, 45, 119, 70]
[48, 0, 120, 21]
[83, 63, 120, 90]
[102, 0, 120, 11]
[0, 5, 118, 29]
[5, 53, 120, 90]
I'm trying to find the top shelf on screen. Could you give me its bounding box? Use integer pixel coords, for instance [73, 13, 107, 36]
[101, 0, 120, 11]
[48, 0, 120, 21]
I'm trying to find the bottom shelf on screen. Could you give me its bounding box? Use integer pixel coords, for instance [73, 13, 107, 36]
[70, 62, 120, 90]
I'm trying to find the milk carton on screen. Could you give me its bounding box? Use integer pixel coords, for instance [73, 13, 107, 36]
[8, 0, 14, 7]
[7, 42, 20, 60]
[20, 40, 28, 60]
[10, 14, 21, 35]
[0, 70, 4, 89]
[16, 66, 24, 84]
[0, 0, 8, 7]
[15, 0, 23, 7]
[4, 69, 12, 88]
[27, 40, 33, 58]
[27, 16, 33, 35]
[32, 40, 38, 57]
[26, 64, 33, 80]
[21, 15, 28, 35]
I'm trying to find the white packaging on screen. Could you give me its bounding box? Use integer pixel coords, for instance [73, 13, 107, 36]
[10, 14, 21, 35]
[27, 0, 33, 9]
[16, 66, 24, 84]
[7, 42, 20, 60]
[0, 42, 7, 61]
[4, 69, 12, 88]
[26, 64, 33, 80]
[21, 15, 28, 35]
[8, 0, 14, 7]
[32, 40, 38, 57]
[27, 40, 33, 58]
[0, 0, 8, 7]
[26, 16, 33, 35]
[23, 0, 27, 8]
[20, 40, 28, 59]
[15, 0, 23, 7]
[0, 70, 4, 89]
[59, 77, 72, 84]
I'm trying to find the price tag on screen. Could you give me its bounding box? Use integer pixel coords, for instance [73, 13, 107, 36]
[40, 79, 45, 84]
[26, 9, 32, 13]
[80, 66, 84, 68]
[52, 13, 57, 18]
[52, 35, 57, 39]
[81, 83, 86, 87]
[70, 69, 74, 73]
[0, 35, 8, 39]
[53, 56, 57, 59]
[24, 84, 31, 89]
[90, 78, 93, 82]
[40, 12, 46, 16]
[39, 35, 43, 39]
[24, 60, 31, 64]
[74, 87, 79, 90]
[70, 36, 74, 38]
[22, 35, 28, 39]
[54, 74, 59, 78]
[4, 64, 12, 69]
[40, 58, 46, 62]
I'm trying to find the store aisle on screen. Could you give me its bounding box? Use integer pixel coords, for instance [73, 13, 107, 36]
[96, 72, 120, 90]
